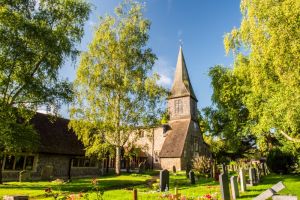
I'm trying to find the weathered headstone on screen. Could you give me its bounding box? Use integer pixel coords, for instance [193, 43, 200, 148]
[261, 163, 266, 176]
[172, 165, 176, 173]
[254, 181, 286, 200]
[219, 171, 230, 200]
[239, 168, 246, 192]
[271, 181, 285, 193]
[41, 165, 53, 180]
[189, 170, 195, 184]
[230, 176, 239, 200]
[272, 195, 298, 200]
[248, 167, 256, 186]
[160, 169, 169, 192]
[253, 168, 258, 184]
[254, 189, 276, 200]
[138, 161, 145, 173]
[3, 196, 28, 200]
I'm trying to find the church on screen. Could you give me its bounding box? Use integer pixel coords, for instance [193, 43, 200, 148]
[130, 46, 210, 171]
[1, 47, 210, 181]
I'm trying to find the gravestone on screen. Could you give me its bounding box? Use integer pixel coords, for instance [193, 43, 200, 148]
[239, 168, 246, 192]
[172, 165, 176, 173]
[219, 167, 230, 200]
[261, 163, 266, 176]
[271, 181, 285, 193]
[254, 189, 276, 200]
[138, 161, 145, 173]
[230, 176, 239, 200]
[272, 195, 298, 200]
[253, 168, 258, 184]
[41, 165, 53, 180]
[3, 196, 28, 200]
[254, 181, 286, 200]
[248, 168, 256, 186]
[189, 170, 195, 184]
[160, 169, 169, 192]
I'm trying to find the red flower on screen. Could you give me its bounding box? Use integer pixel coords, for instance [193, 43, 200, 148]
[204, 194, 212, 199]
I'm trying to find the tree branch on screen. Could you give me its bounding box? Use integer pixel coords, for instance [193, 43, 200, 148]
[280, 130, 300, 143]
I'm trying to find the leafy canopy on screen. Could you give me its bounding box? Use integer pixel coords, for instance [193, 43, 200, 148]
[224, 0, 300, 142]
[69, 1, 166, 161]
[0, 0, 91, 153]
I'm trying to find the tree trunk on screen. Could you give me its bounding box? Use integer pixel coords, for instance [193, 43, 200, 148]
[0, 156, 3, 184]
[115, 146, 121, 175]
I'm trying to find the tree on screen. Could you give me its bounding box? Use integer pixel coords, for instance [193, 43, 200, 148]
[69, 1, 166, 175]
[224, 0, 300, 143]
[202, 65, 256, 162]
[0, 0, 91, 183]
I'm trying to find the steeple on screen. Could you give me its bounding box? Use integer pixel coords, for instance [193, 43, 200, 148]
[169, 46, 197, 102]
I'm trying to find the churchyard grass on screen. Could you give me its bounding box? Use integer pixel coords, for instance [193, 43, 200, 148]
[0, 172, 299, 199]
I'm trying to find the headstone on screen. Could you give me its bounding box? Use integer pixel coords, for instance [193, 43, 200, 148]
[172, 165, 176, 173]
[239, 169, 246, 192]
[253, 168, 258, 184]
[160, 169, 169, 192]
[230, 176, 239, 200]
[138, 161, 145, 173]
[272, 195, 298, 200]
[254, 181, 286, 200]
[41, 165, 53, 180]
[271, 181, 285, 193]
[261, 163, 266, 176]
[254, 189, 276, 200]
[189, 170, 195, 184]
[249, 167, 256, 186]
[219, 172, 230, 200]
[133, 189, 137, 200]
[3, 196, 28, 200]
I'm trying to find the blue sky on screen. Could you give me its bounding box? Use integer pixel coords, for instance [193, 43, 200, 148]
[59, 0, 242, 117]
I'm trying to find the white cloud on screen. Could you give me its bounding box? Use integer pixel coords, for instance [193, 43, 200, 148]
[153, 56, 175, 88]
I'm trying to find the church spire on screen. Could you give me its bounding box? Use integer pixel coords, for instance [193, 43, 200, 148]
[170, 46, 197, 102]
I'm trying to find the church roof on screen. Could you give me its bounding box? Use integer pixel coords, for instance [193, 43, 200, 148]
[31, 112, 85, 156]
[169, 46, 197, 101]
[159, 119, 191, 158]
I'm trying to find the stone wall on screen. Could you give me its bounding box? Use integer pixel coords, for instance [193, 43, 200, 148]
[3, 153, 101, 181]
[160, 158, 182, 171]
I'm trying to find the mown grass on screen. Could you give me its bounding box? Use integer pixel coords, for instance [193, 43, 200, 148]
[0, 171, 299, 200]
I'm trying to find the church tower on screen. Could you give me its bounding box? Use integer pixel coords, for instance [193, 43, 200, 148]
[168, 46, 198, 122]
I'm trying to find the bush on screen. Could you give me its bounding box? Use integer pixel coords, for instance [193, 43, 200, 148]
[192, 156, 212, 175]
[267, 148, 296, 174]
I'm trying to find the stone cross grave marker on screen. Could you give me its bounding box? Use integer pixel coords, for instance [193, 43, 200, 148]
[239, 168, 246, 192]
[160, 169, 169, 192]
[230, 176, 239, 200]
[219, 164, 230, 200]
[189, 170, 195, 184]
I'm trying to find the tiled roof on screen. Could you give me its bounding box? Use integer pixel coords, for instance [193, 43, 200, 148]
[159, 119, 191, 158]
[30, 112, 84, 156]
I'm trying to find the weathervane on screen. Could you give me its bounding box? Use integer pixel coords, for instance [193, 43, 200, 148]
[179, 39, 183, 47]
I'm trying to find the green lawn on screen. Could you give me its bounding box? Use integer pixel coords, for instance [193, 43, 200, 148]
[0, 172, 299, 200]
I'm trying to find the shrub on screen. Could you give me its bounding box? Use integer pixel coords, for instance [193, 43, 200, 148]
[192, 156, 212, 175]
[267, 148, 296, 174]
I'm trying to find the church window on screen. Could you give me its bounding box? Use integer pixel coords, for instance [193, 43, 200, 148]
[2, 154, 35, 171]
[72, 157, 97, 168]
[194, 137, 199, 152]
[174, 99, 183, 114]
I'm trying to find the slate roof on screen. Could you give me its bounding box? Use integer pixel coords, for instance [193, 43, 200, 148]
[30, 112, 84, 156]
[159, 119, 191, 158]
[169, 46, 197, 101]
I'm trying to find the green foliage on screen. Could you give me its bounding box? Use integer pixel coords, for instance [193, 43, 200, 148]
[267, 148, 296, 174]
[202, 65, 256, 161]
[70, 0, 166, 174]
[0, 0, 90, 152]
[224, 0, 300, 143]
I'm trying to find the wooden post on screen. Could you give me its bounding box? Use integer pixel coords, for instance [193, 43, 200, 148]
[175, 187, 178, 200]
[133, 188, 137, 200]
